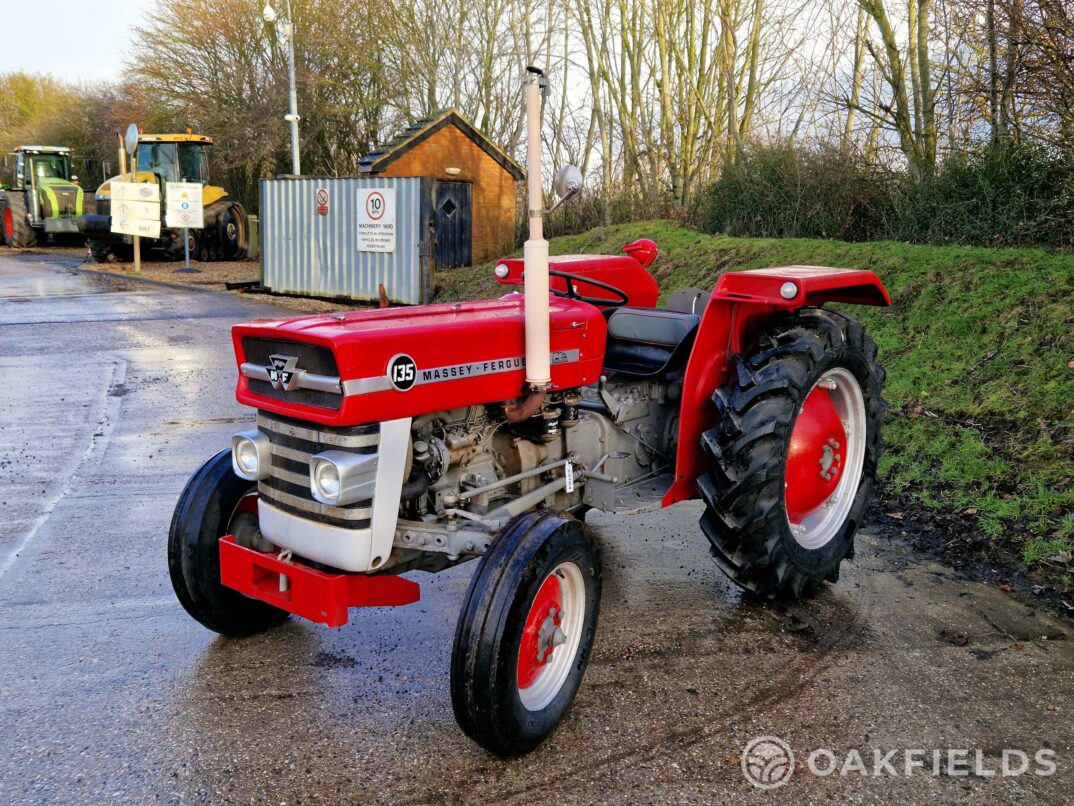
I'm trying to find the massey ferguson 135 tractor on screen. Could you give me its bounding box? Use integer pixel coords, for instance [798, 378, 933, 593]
[169, 68, 890, 756]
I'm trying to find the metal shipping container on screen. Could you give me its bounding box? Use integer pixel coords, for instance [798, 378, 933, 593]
[260, 176, 434, 305]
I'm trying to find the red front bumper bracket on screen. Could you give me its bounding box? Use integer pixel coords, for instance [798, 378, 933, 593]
[219, 536, 420, 628]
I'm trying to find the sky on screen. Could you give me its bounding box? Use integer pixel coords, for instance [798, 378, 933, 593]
[1, 0, 158, 81]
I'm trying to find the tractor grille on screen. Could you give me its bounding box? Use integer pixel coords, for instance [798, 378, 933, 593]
[256, 410, 378, 529]
[242, 337, 342, 410]
[42, 187, 79, 218]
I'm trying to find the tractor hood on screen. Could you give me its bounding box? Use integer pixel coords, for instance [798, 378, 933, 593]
[37, 176, 83, 218]
[231, 295, 607, 426]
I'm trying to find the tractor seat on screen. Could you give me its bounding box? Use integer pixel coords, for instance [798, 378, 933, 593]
[602, 307, 701, 378]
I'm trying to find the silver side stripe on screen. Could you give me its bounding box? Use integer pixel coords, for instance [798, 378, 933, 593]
[241, 363, 343, 394]
[341, 350, 580, 396]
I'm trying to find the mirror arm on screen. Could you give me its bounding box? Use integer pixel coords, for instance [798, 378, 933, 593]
[543, 188, 579, 216]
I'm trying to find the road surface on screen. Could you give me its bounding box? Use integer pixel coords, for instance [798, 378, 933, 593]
[1, 247, 1071, 804]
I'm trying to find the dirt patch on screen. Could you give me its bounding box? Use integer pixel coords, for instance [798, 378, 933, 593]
[871, 496, 1074, 625]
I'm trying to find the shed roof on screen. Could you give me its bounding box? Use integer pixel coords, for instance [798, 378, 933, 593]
[358, 108, 524, 180]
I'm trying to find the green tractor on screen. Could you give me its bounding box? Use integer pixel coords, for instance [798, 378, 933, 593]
[0, 146, 84, 247]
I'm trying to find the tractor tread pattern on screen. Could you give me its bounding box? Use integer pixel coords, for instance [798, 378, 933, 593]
[698, 307, 885, 599]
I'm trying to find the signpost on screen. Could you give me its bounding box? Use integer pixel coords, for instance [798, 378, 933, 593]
[165, 181, 204, 273]
[357, 187, 396, 253]
[122, 124, 144, 272]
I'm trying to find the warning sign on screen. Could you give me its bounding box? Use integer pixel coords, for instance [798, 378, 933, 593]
[357, 188, 395, 253]
[316, 187, 329, 215]
[164, 181, 204, 229]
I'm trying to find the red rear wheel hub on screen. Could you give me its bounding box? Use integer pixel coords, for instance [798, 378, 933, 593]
[785, 384, 847, 523]
[4, 207, 12, 239]
[517, 573, 562, 690]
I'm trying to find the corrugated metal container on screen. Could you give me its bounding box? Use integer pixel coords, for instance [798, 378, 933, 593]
[260, 176, 433, 305]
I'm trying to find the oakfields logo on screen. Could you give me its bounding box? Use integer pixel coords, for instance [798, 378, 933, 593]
[741, 736, 1057, 788]
[741, 736, 795, 789]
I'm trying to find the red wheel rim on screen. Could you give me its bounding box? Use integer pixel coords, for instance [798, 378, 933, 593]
[516, 561, 586, 711]
[4, 207, 12, 240]
[228, 491, 259, 532]
[783, 369, 867, 549]
[785, 385, 847, 522]
[517, 573, 563, 689]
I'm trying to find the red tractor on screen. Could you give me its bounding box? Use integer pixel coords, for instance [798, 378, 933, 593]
[169, 68, 889, 756]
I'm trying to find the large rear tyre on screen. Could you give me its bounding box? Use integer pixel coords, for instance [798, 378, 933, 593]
[3, 193, 38, 248]
[199, 200, 248, 261]
[168, 449, 289, 636]
[451, 511, 601, 756]
[699, 308, 885, 599]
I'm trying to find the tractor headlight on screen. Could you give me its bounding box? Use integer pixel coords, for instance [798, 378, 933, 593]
[494, 263, 510, 279]
[231, 430, 271, 480]
[312, 460, 341, 500]
[309, 451, 379, 507]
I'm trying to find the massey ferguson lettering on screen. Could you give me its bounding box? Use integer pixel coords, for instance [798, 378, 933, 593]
[422, 357, 524, 383]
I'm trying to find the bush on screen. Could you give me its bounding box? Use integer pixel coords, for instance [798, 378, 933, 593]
[692, 141, 1074, 249]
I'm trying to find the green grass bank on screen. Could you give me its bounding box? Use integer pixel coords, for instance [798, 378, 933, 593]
[435, 221, 1074, 566]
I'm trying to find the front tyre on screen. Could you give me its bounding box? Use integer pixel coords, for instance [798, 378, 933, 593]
[451, 511, 601, 756]
[699, 308, 885, 599]
[168, 449, 288, 635]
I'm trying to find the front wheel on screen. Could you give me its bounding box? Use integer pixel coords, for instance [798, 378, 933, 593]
[168, 449, 288, 635]
[699, 308, 885, 599]
[451, 511, 601, 756]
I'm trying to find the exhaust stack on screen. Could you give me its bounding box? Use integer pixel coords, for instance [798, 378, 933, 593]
[522, 66, 551, 390]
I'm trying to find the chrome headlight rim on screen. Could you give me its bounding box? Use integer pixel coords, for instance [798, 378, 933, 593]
[310, 457, 342, 505]
[309, 449, 379, 507]
[231, 430, 271, 481]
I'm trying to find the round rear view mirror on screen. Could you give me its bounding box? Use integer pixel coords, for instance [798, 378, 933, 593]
[124, 123, 139, 157]
[553, 165, 583, 199]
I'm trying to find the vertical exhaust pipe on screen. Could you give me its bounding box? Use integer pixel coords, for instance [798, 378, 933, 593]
[522, 66, 551, 391]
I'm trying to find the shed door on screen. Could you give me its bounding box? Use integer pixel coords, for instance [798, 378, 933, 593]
[434, 181, 472, 268]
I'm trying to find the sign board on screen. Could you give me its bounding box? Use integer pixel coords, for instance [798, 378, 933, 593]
[357, 188, 395, 253]
[316, 187, 329, 215]
[111, 181, 160, 202]
[165, 181, 204, 229]
[110, 181, 161, 238]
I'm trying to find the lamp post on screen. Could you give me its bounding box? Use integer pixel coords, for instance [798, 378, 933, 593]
[263, 1, 301, 175]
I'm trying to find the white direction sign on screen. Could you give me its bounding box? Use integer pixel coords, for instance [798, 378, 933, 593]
[165, 181, 204, 229]
[111, 181, 161, 238]
[357, 188, 396, 253]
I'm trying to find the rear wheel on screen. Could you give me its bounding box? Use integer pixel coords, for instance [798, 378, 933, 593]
[698, 308, 884, 599]
[451, 511, 601, 756]
[168, 449, 289, 636]
[3, 193, 38, 248]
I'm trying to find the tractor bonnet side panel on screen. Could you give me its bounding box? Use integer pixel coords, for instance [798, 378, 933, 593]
[233, 296, 607, 426]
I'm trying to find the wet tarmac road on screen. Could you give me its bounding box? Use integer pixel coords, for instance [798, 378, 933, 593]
[1, 248, 1072, 804]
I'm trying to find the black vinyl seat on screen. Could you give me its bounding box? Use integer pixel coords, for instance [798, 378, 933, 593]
[602, 307, 701, 378]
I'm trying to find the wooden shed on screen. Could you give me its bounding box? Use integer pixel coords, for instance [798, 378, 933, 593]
[359, 109, 524, 267]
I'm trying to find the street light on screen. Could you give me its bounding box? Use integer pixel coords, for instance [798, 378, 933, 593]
[263, 1, 301, 175]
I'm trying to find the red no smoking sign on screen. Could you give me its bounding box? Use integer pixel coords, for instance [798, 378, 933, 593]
[316, 187, 329, 215]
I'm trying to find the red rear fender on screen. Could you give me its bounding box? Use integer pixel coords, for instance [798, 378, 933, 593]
[664, 266, 889, 506]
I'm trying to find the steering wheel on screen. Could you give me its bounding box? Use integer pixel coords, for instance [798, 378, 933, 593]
[548, 269, 630, 307]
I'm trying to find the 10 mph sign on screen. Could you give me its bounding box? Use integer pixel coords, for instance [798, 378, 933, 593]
[165, 182, 204, 229]
[357, 188, 396, 253]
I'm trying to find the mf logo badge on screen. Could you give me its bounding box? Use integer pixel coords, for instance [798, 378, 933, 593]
[267, 354, 300, 390]
[387, 354, 417, 392]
